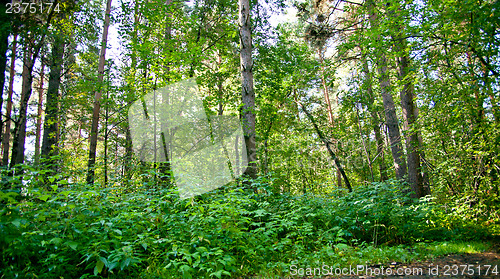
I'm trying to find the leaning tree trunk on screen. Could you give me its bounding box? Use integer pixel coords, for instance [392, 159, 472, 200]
[86, 0, 113, 184]
[299, 102, 352, 192]
[367, 0, 407, 180]
[239, 0, 257, 180]
[1, 34, 17, 166]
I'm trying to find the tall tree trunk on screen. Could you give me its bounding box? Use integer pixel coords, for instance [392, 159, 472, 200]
[9, 5, 55, 168]
[396, 47, 427, 197]
[124, 1, 140, 182]
[367, 0, 407, 180]
[86, 0, 113, 184]
[34, 63, 45, 165]
[158, 0, 173, 184]
[10, 41, 34, 167]
[0, 3, 11, 156]
[41, 35, 65, 166]
[1, 34, 17, 166]
[239, 0, 257, 180]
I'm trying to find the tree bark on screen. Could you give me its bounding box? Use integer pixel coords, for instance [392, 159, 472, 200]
[41, 35, 65, 166]
[86, 0, 113, 184]
[367, 0, 407, 180]
[10, 41, 34, 167]
[1, 34, 17, 166]
[396, 47, 427, 197]
[0, 3, 11, 157]
[239, 0, 257, 180]
[389, 0, 429, 197]
[9, 4, 56, 168]
[34, 63, 45, 165]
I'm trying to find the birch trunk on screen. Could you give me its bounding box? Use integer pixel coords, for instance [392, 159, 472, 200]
[239, 0, 257, 180]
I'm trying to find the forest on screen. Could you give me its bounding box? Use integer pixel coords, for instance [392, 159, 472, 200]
[0, 0, 499, 278]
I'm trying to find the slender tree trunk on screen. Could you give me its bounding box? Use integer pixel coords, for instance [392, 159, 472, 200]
[318, 46, 347, 189]
[41, 35, 65, 166]
[367, 0, 407, 180]
[239, 0, 257, 180]
[158, 0, 173, 184]
[361, 56, 389, 181]
[34, 63, 45, 165]
[86, 0, 112, 184]
[104, 86, 109, 186]
[1, 34, 17, 166]
[318, 48, 334, 125]
[124, 2, 141, 182]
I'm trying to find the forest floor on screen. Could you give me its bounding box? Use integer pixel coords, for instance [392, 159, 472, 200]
[268, 242, 500, 279]
[334, 249, 500, 279]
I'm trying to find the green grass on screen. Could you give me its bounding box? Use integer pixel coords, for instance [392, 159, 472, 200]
[417, 241, 491, 258]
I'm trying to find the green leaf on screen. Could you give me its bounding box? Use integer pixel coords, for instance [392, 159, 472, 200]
[51, 185, 58, 191]
[66, 241, 78, 250]
[39, 194, 50, 202]
[100, 257, 109, 267]
[11, 219, 21, 228]
[95, 259, 105, 274]
[120, 258, 131, 270]
[50, 237, 63, 245]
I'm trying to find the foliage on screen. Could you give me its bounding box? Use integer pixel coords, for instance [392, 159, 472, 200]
[1, 169, 496, 278]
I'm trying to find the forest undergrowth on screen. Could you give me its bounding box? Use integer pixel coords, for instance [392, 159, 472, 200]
[1, 167, 498, 278]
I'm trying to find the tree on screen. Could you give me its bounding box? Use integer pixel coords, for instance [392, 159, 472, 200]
[238, 0, 257, 180]
[1, 34, 17, 166]
[366, 0, 407, 180]
[10, 4, 57, 168]
[0, 1, 13, 155]
[41, 32, 65, 168]
[34, 62, 45, 165]
[87, 0, 113, 184]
